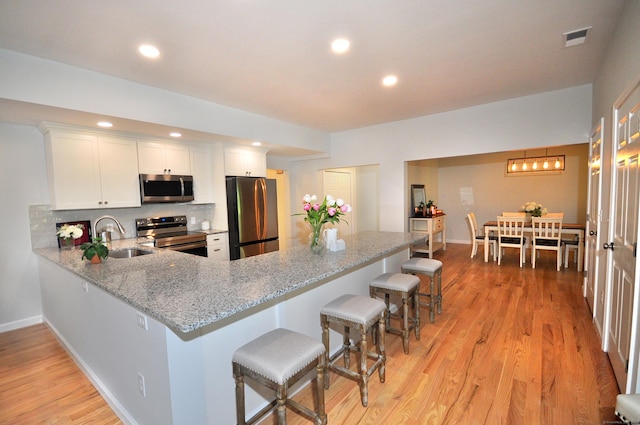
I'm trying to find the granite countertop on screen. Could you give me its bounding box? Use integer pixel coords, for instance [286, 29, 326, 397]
[35, 231, 425, 336]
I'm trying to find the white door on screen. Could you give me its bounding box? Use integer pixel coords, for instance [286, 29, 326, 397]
[606, 86, 640, 393]
[586, 118, 604, 334]
[323, 170, 354, 236]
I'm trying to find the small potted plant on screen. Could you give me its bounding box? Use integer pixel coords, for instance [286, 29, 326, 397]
[81, 237, 109, 264]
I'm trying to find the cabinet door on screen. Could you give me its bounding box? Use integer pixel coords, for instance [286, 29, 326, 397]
[245, 151, 266, 177]
[207, 233, 229, 260]
[224, 147, 267, 177]
[190, 145, 214, 204]
[138, 141, 191, 175]
[164, 143, 191, 175]
[98, 137, 141, 208]
[137, 141, 166, 174]
[46, 132, 102, 210]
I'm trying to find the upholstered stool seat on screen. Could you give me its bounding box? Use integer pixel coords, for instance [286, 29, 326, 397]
[320, 294, 386, 407]
[401, 257, 443, 323]
[369, 272, 420, 354]
[616, 393, 640, 424]
[232, 328, 327, 425]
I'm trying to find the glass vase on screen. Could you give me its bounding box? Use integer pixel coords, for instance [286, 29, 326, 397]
[309, 225, 325, 255]
[59, 237, 75, 250]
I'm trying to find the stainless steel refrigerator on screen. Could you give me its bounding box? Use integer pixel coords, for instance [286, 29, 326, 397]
[226, 176, 279, 260]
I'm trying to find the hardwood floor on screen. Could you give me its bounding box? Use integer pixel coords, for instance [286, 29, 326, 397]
[0, 323, 122, 424]
[0, 244, 620, 424]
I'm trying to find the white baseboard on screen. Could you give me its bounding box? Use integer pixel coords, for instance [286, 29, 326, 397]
[42, 318, 139, 425]
[0, 315, 42, 333]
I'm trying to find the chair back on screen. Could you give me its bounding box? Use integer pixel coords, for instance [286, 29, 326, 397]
[531, 216, 563, 247]
[466, 213, 480, 241]
[496, 215, 526, 246]
[468, 212, 480, 236]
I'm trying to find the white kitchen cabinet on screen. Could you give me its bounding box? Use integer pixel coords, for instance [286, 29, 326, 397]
[224, 146, 267, 177]
[190, 144, 215, 204]
[44, 131, 141, 210]
[138, 141, 191, 175]
[207, 232, 229, 260]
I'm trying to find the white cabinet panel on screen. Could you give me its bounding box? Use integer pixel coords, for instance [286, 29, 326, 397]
[207, 233, 229, 260]
[224, 146, 267, 177]
[138, 141, 190, 175]
[44, 131, 141, 210]
[190, 144, 215, 204]
[98, 136, 141, 208]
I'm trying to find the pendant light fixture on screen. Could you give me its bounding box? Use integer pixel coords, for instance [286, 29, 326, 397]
[507, 148, 565, 174]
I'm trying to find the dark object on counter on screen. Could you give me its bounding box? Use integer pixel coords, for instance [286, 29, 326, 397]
[56, 220, 91, 248]
[226, 177, 279, 260]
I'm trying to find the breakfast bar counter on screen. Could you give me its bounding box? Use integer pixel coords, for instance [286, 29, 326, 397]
[35, 231, 425, 425]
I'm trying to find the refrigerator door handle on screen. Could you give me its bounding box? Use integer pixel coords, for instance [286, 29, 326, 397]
[258, 178, 267, 240]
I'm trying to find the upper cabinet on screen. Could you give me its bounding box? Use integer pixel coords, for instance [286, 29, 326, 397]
[190, 144, 215, 204]
[224, 146, 267, 177]
[44, 130, 141, 210]
[138, 141, 191, 175]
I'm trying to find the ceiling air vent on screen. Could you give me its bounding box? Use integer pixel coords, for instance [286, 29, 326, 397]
[563, 27, 591, 48]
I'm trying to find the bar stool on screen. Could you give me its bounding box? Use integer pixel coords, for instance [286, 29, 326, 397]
[320, 294, 386, 407]
[616, 393, 640, 424]
[401, 257, 443, 323]
[369, 272, 420, 354]
[232, 328, 327, 425]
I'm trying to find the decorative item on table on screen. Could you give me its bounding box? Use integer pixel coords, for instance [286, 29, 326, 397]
[56, 223, 84, 249]
[296, 194, 352, 254]
[520, 201, 548, 218]
[80, 237, 109, 264]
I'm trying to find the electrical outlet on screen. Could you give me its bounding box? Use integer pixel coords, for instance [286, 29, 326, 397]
[136, 312, 148, 330]
[137, 372, 146, 397]
[81, 281, 89, 292]
[106, 223, 114, 232]
[190, 216, 196, 225]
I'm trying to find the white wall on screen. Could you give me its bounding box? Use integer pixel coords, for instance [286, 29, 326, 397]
[0, 124, 49, 330]
[288, 85, 592, 234]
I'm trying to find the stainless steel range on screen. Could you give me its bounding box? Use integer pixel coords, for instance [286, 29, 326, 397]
[135, 215, 207, 257]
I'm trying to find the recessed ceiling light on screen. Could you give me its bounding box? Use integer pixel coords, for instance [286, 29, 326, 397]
[331, 38, 350, 54]
[252, 141, 262, 146]
[97, 121, 113, 128]
[382, 75, 398, 87]
[169, 132, 182, 138]
[139, 44, 160, 58]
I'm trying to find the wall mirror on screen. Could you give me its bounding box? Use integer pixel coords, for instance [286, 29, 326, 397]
[411, 184, 426, 213]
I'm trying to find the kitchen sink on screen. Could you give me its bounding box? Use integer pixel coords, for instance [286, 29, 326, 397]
[109, 248, 155, 259]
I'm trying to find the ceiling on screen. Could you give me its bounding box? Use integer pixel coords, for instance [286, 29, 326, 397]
[0, 0, 625, 146]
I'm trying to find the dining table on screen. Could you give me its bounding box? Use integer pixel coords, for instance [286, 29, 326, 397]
[483, 220, 586, 271]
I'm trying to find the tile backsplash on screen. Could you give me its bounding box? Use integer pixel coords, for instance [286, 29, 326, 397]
[30, 203, 217, 249]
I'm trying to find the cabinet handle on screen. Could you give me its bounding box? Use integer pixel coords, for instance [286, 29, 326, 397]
[104, 201, 108, 205]
[589, 230, 596, 236]
[603, 242, 615, 251]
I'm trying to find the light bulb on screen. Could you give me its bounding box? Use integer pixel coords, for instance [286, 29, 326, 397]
[511, 162, 517, 171]
[522, 161, 528, 171]
[555, 158, 561, 169]
[532, 160, 538, 170]
[543, 159, 549, 169]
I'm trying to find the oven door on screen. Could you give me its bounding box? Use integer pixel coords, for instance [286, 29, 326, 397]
[164, 241, 208, 257]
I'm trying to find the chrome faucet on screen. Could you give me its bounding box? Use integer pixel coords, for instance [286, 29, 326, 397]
[93, 215, 126, 242]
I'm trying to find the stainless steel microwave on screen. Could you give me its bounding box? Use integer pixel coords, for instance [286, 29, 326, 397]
[139, 174, 194, 203]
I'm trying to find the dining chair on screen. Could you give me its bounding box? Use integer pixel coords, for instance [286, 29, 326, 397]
[562, 237, 579, 268]
[531, 216, 563, 271]
[496, 215, 527, 267]
[466, 213, 497, 260]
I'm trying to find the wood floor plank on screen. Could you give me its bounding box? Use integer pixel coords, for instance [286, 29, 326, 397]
[0, 244, 620, 424]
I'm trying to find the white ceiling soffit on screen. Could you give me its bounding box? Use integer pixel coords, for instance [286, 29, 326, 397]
[0, 0, 625, 141]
